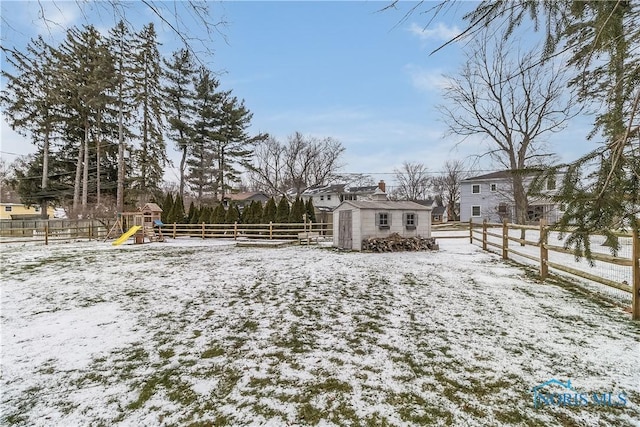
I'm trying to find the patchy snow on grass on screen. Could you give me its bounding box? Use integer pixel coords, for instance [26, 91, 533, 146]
[1, 237, 639, 426]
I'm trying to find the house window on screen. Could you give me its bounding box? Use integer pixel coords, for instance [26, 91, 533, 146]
[490, 183, 497, 192]
[472, 184, 480, 194]
[35, 206, 41, 212]
[559, 203, 566, 212]
[498, 203, 507, 214]
[320, 195, 324, 201]
[327, 195, 332, 201]
[472, 206, 481, 217]
[547, 176, 556, 190]
[377, 212, 390, 228]
[4, 206, 12, 212]
[404, 212, 416, 229]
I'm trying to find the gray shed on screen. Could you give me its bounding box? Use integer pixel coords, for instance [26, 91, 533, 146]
[332, 199, 432, 251]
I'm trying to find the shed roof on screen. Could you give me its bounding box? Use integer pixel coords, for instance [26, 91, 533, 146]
[463, 169, 543, 181]
[337, 200, 431, 211]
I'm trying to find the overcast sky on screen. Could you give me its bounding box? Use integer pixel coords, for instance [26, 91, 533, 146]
[1, 1, 597, 186]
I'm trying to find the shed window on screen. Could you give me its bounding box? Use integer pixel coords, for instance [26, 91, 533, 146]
[4, 206, 12, 212]
[472, 184, 480, 194]
[377, 212, 390, 228]
[404, 212, 416, 229]
[472, 206, 481, 217]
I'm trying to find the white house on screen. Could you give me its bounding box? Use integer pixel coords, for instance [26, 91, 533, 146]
[332, 190, 432, 251]
[460, 170, 562, 224]
[301, 181, 387, 224]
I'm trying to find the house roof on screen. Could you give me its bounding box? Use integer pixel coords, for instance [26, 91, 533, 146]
[337, 200, 432, 211]
[223, 192, 268, 201]
[347, 185, 379, 194]
[302, 184, 346, 195]
[432, 206, 446, 215]
[463, 169, 543, 181]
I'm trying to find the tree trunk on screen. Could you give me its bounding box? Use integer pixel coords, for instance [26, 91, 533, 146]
[117, 108, 125, 213]
[179, 146, 186, 200]
[73, 140, 84, 217]
[82, 123, 90, 213]
[40, 125, 50, 219]
[96, 113, 102, 207]
[512, 174, 528, 225]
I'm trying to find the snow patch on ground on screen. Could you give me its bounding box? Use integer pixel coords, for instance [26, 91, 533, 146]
[1, 237, 638, 426]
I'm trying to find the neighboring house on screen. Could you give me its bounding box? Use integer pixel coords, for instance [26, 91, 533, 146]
[301, 181, 387, 224]
[415, 199, 448, 224]
[221, 192, 269, 210]
[460, 170, 562, 224]
[0, 203, 55, 220]
[431, 206, 447, 224]
[333, 189, 432, 251]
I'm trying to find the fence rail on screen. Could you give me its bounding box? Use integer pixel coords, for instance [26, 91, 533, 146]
[466, 219, 640, 320]
[0, 219, 110, 244]
[0, 219, 332, 245]
[160, 221, 332, 240]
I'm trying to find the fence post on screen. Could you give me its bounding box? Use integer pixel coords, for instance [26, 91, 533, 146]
[201, 222, 205, 239]
[540, 219, 548, 280]
[502, 219, 508, 259]
[632, 226, 639, 321]
[469, 219, 473, 243]
[482, 219, 487, 251]
[234, 221, 238, 240]
[44, 224, 49, 245]
[173, 222, 176, 239]
[89, 222, 93, 241]
[269, 221, 273, 240]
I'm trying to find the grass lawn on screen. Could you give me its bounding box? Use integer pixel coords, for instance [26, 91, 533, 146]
[1, 238, 638, 426]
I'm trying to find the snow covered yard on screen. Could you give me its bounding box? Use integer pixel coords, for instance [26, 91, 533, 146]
[1, 238, 638, 426]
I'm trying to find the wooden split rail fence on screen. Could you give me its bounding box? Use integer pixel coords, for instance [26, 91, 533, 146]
[159, 221, 331, 240]
[469, 219, 640, 320]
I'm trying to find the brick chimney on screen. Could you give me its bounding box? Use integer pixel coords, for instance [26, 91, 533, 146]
[378, 180, 386, 192]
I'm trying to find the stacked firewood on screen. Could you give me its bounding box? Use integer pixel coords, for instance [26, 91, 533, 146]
[362, 233, 439, 252]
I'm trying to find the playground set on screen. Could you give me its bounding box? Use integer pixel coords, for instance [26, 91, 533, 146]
[106, 203, 165, 246]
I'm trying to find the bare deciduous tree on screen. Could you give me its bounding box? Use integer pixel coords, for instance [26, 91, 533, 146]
[248, 132, 345, 198]
[392, 161, 430, 201]
[441, 33, 574, 224]
[431, 160, 467, 221]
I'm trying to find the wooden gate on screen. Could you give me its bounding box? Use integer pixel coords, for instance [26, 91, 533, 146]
[338, 210, 352, 249]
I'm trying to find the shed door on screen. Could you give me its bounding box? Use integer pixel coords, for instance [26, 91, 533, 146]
[338, 210, 352, 249]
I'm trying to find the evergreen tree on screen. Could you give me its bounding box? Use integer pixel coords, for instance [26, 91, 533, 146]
[187, 67, 223, 203]
[164, 48, 197, 200]
[198, 206, 210, 223]
[1, 36, 62, 217]
[161, 192, 174, 222]
[225, 202, 240, 224]
[242, 201, 255, 224]
[170, 194, 186, 223]
[305, 198, 316, 223]
[213, 204, 226, 224]
[251, 201, 263, 224]
[288, 196, 305, 223]
[56, 25, 116, 215]
[275, 197, 290, 223]
[186, 201, 197, 223]
[213, 94, 267, 201]
[131, 23, 167, 201]
[108, 21, 137, 213]
[262, 197, 277, 223]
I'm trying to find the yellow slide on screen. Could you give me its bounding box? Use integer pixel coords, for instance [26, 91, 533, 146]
[112, 226, 142, 246]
